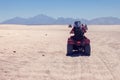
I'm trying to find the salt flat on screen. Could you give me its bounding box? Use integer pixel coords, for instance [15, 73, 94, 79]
[0, 25, 120, 80]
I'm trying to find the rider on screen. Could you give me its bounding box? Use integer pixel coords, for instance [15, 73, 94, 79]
[70, 21, 87, 40]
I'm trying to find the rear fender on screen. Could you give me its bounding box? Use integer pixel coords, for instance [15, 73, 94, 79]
[83, 38, 90, 45]
[68, 38, 74, 44]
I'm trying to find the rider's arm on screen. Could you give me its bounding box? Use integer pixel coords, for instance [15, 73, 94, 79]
[70, 28, 74, 34]
[82, 26, 87, 33]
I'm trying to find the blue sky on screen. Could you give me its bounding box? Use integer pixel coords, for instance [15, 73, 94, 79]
[0, 0, 120, 22]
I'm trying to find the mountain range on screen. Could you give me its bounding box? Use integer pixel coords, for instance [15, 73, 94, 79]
[1, 14, 120, 25]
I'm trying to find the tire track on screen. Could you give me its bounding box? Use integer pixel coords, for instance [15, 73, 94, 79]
[97, 55, 116, 80]
[96, 41, 120, 80]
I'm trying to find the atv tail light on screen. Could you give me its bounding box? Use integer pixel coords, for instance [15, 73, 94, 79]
[68, 39, 74, 44]
[68, 40, 74, 44]
[77, 41, 81, 44]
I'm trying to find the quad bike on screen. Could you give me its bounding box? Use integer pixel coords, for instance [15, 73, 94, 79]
[67, 25, 91, 56]
[67, 35, 91, 56]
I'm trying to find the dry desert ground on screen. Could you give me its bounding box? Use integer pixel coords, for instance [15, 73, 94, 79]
[0, 25, 120, 80]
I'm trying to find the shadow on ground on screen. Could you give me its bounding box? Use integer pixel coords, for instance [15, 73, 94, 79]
[66, 51, 90, 57]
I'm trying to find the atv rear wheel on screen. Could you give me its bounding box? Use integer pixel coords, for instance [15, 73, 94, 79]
[67, 44, 73, 55]
[84, 44, 91, 56]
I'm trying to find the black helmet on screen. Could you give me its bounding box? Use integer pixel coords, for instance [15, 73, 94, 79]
[74, 21, 81, 27]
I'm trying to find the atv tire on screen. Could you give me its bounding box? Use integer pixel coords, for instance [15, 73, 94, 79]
[67, 44, 73, 56]
[84, 44, 91, 56]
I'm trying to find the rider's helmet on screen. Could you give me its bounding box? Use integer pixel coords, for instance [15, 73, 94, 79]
[74, 21, 81, 27]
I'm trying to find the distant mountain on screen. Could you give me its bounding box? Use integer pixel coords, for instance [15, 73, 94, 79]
[2, 14, 56, 25]
[1, 14, 120, 25]
[2, 17, 27, 24]
[89, 17, 120, 25]
[25, 14, 56, 25]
